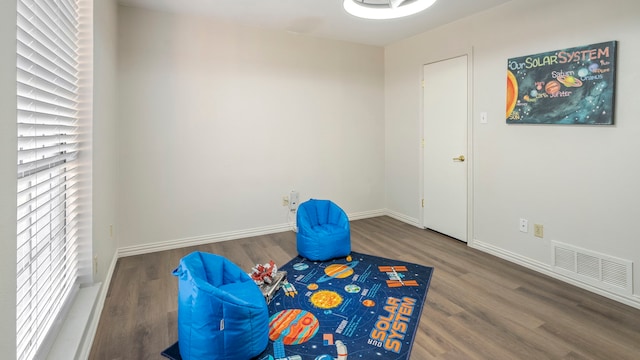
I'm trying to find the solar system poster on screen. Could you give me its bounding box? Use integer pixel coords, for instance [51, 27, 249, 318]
[506, 41, 617, 125]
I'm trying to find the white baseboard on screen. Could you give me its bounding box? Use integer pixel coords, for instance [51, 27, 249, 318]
[118, 210, 387, 258]
[348, 208, 386, 221]
[471, 239, 640, 310]
[384, 209, 422, 228]
[118, 223, 292, 257]
[471, 239, 552, 272]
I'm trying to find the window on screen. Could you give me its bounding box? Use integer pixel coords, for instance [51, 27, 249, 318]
[16, 0, 87, 358]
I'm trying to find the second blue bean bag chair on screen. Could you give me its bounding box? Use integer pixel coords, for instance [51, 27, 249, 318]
[296, 199, 351, 261]
[173, 251, 269, 360]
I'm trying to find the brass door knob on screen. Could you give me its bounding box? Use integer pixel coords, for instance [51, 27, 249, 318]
[453, 155, 465, 162]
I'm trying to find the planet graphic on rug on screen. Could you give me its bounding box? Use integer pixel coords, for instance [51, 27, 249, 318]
[307, 283, 319, 290]
[293, 262, 309, 271]
[310, 290, 343, 309]
[344, 284, 361, 293]
[269, 309, 319, 345]
[362, 299, 375, 307]
[316, 261, 359, 283]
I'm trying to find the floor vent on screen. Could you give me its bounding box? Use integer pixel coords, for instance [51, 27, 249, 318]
[552, 241, 633, 296]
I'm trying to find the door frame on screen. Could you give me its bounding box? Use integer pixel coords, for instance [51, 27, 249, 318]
[419, 49, 474, 244]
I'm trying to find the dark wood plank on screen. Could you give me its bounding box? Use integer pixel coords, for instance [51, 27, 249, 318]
[89, 216, 640, 359]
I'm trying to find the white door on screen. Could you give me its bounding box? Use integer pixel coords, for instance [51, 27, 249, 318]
[423, 55, 468, 242]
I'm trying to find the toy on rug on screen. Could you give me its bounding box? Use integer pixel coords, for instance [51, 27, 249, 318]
[250, 260, 277, 285]
[250, 260, 287, 304]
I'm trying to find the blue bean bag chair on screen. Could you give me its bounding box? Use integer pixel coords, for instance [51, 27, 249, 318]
[173, 251, 269, 360]
[296, 199, 351, 261]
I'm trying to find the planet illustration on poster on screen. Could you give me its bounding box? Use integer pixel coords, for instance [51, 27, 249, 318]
[556, 74, 582, 88]
[545, 80, 561, 95]
[316, 261, 359, 283]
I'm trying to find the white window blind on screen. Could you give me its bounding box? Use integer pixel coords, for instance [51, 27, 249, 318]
[16, 0, 82, 359]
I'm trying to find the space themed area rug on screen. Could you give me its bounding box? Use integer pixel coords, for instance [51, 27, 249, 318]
[255, 251, 433, 360]
[162, 252, 433, 360]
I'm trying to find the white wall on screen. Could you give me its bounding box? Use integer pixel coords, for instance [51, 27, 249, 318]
[385, 0, 640, 302]
[117, 6, 385, 249]
[0, 1, 18, 357]
[93, 0, 119, 282]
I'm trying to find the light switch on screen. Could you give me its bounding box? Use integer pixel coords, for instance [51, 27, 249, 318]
[480, 112, 488, 124]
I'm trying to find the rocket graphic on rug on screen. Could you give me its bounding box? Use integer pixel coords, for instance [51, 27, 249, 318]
[282, 280, 298, 297]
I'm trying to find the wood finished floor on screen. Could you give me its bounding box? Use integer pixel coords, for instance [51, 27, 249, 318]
[89, 216, 640, 359]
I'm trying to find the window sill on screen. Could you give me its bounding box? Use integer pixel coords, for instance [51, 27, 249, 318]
[46, 283, 101, 360]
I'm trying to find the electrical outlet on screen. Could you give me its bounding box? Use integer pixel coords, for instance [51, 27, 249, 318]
[282, 195, 289, 207]
[289, 190, 299, 212]
[534, 224, 544, 238]
[519, 218, 528, 233]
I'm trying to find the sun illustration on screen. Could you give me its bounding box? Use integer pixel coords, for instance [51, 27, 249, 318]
[310, 290, 343, 309]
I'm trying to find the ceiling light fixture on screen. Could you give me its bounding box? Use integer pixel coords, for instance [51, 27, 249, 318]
[343, 0, 438, 20]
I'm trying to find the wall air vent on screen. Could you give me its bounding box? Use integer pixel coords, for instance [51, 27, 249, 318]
[552, 241, 633, 296]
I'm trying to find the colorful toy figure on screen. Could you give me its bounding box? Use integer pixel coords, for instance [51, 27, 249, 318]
[251, 260, 278, 286]
[249, 260, 287, 304]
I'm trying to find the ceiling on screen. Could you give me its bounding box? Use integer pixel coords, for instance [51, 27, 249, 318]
[118, 0, 512, 46]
